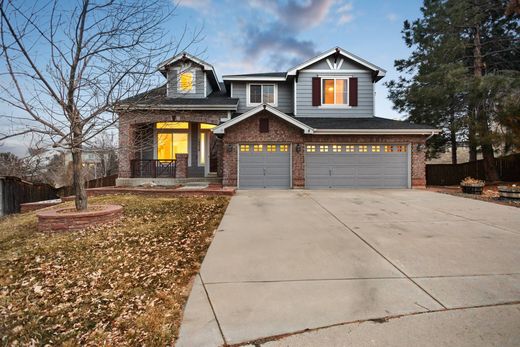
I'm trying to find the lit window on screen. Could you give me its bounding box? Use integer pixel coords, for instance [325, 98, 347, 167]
[384, 145, 393, 152]
[322, 78, 348, 105]
[249, 84, 276, 105]
[156, 122, 189, 129]
[345, 145, 354, 152]
[372, 145, 381, 152]
[306, 145, 316, 152]
[179, 72, 193, 92]
[200, 123, 216, 130]
[240, 144, 250, 152]
[253, 144, 263, 152]
[157, 133, 188, 160]
[397, 145, 407, 152]
[267, 144, 276, 152]
[279, 145, 288, 152]
[359, 145, 368, 153]
[319, 145, 328, 152]
[200, 133, 206, 165]
[332, 145, 341, 152]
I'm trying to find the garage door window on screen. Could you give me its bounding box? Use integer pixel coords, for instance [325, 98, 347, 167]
[359, 145, 368, 152]
[345, 145, 354, 152]
[306, 145, 316, 152]
[280, 145, 288, 152]
[372, 145, 381, 152]
[332, 145, 341, 152]
[397, 145, 407, 152]
[319, 145, 329, 152]
[240, 145, 250, 152]
[254, 144, 263, 152]
[384, 145, 393, 152]
[267, 144, 276, 152]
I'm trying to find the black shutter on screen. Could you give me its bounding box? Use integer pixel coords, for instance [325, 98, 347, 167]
[349, 77, 358, 106]
[312, 77, 321, 106]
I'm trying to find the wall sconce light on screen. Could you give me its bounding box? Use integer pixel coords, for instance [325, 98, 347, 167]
[296, 144, 302, 153]
[417, 143, 425, 151]
[227, 144, 233, 153]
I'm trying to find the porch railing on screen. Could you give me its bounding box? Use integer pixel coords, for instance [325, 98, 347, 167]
[130, 159, 177, 178]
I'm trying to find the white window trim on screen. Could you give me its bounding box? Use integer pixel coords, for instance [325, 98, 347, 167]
[246, 83, 278, 107]
[319, 76, 351, 109]
[177, 68, 196, 94]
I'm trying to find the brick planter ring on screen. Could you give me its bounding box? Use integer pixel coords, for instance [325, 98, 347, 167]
[37, 204, 123, 232]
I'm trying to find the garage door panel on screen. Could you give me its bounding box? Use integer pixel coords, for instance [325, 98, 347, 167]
[305, 144, 409, 189]
[239, 144, 290, 189]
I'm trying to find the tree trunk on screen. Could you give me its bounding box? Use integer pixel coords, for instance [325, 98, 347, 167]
[71, 148, 88, 211]
[450, 131, 458, 165]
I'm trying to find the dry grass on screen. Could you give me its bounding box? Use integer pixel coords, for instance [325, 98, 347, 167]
[0, 194, 230, 346]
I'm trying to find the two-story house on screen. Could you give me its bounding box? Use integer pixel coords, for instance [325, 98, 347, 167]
[116, 47, 438, 189]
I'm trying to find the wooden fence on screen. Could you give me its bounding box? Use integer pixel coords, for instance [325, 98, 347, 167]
[0, 176, 58, 216]
[426, 153, 520, 186]
[57, 174, 118, 197]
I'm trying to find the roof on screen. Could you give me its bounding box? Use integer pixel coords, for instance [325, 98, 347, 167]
[157, 52, 221, 91]
[220, 107, 439, 135]
[117, 85, 239, 111]
[223, 72, 287, 81]
[286, 47, 386, 81]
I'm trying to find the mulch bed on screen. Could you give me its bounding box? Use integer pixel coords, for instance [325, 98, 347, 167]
[1, 194, 230, 345]
[428, 183, 520, 208]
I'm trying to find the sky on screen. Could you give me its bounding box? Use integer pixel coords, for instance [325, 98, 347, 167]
[0, 0, 424, 156]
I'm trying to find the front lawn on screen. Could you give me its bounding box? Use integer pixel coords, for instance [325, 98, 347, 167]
[0, 194, 229, 346]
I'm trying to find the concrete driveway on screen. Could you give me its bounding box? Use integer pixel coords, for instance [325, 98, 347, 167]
[177, 190, 520, 346]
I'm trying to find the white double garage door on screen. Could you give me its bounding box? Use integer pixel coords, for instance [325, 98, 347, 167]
[238, 143, 410, 189]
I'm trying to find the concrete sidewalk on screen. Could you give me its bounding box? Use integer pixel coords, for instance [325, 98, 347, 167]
[177, 190, 520, 346]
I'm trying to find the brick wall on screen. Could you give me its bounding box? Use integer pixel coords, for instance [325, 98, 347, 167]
[221, 111, 428, 188]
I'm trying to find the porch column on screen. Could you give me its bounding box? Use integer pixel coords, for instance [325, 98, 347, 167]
[118, 116, 135, 178]
[176, 154, 188, 178]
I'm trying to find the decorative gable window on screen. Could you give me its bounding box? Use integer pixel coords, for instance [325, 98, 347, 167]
[247, 84, 277, 106]
[179, 71, 194, 92]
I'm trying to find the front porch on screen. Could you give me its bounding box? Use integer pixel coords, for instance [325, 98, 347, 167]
[118, 111, 229, 186]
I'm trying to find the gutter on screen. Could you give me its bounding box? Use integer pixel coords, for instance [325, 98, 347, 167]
[312, 129, 442, 135]
[115, 103, 238, 111]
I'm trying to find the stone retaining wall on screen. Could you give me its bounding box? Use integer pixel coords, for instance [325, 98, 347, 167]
[37, 204, 123, 232]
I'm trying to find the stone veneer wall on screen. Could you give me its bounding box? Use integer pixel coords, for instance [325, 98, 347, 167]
[118, 110, 228, 178]
[221, 111, 428, 188]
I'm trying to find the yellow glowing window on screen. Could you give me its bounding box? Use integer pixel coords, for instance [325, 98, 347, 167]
[279, 145, 288, 152]
[179, 72, 193, 91]
[332, 145, 341, 152]
[359, 145, 368, 152]
[319, 145, 328, 152]
[322, 78, 348, 105]
[384, 145, 393, 152]
[199, 134, 206, 165]
[345, 145, 354, 152]
[157, 133, 188, 160]
[306, 145, 316, 152]
[372, 145, 381, 152]
[156, 122, 189, 129]
[397, 145, 407, 152]
[240, 144, 250, 152]
[253, 144, 263, 152]
[266, 145, 276, 152]
[200, 123, 216, 129]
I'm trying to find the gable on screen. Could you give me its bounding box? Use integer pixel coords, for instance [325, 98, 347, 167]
[304, 55, 371, 72]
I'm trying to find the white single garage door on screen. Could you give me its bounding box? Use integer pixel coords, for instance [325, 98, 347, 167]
[238, 144, 291, 189]
[305, 144, 409, 189]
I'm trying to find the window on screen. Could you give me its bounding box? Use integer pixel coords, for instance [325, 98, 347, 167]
[319, 145, 329, 152]
[267, 144, 276, 152]
[306, 145, 316, 152]
[253, 144, 263, 152]
[372, 145, 381, 153]
[179, 72, 193, 92]
[345, 145, 354, 152]
[156, 122, 189, 129]
[157, 133, 188, 160]
[200, 123, 216, 130]
[384, 145, 393, 153]
[397, 145, 407, 152]
[332, 145, 341, 152]
[322, 78, 348, 105]
[240, 144, 250, 152]
[248, 84, 277, 106]
[359, 145, 368, 153]
[279, 145, 288, 152]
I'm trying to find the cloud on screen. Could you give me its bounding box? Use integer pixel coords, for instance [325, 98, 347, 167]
[386, 13, 398, 22]
[337, 2, 354, 24]
[177, 0, 211, 10]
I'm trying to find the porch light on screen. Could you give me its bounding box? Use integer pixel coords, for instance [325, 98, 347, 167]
[296, 144, 302, 153]
[227, 144, 234, 153]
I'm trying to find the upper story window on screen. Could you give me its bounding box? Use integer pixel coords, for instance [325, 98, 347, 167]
[322, 78, 348, 105]
[178, 71, 195, 93]
[247, 83, 277, 106]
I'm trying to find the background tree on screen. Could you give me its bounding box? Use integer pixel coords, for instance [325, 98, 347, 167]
[387, 0, 520, 178]
[0, 0, 193, 210]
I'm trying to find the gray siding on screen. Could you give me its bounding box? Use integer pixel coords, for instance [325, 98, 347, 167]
[232, 81, 293, 114]
[296, 71, 374, 117]
[205, 74, 213, 97]
[166, 63, 206, 98]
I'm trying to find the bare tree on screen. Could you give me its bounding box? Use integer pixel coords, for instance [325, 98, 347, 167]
[0, 0, 199, 210]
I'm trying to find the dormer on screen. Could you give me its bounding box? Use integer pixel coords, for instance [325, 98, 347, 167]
[157, 52, 222, 98]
